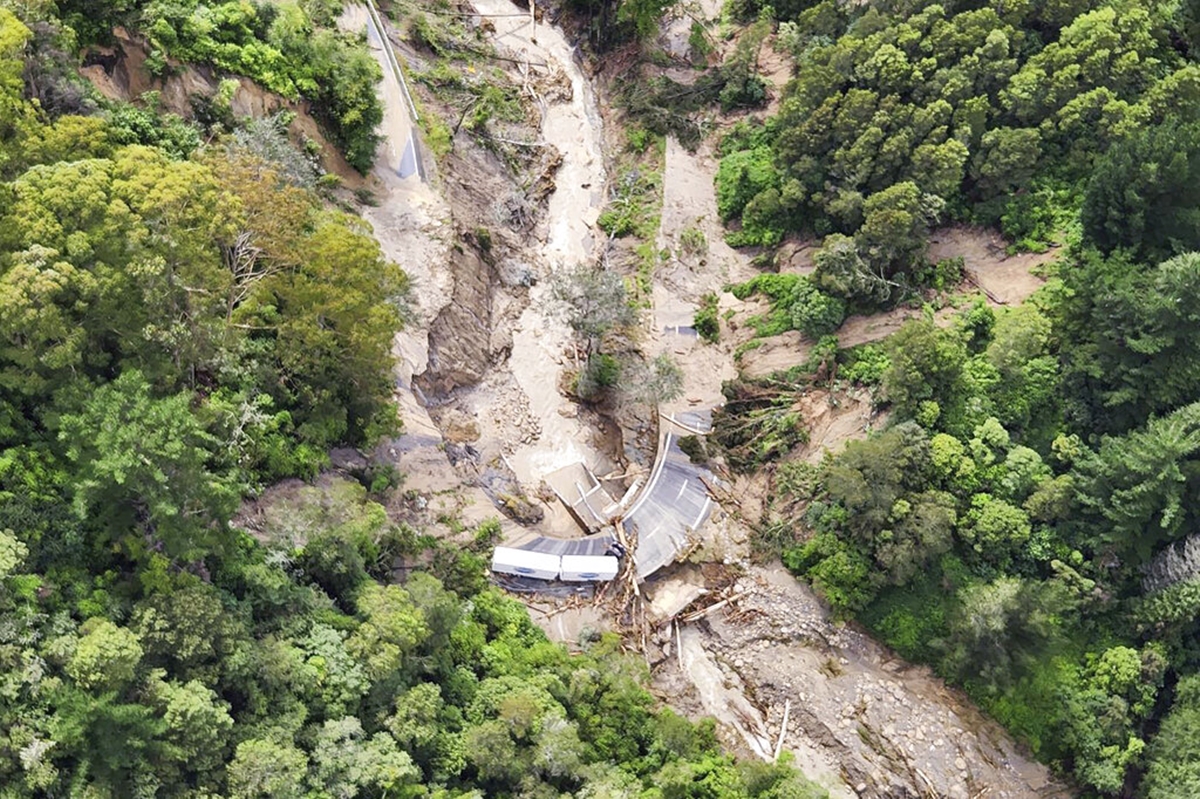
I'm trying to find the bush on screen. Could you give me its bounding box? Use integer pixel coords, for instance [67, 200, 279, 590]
[716, 146, 778, 222]
[861, 580, 948, 662]
[719, 72, 769, 112]
[138, 1, 382, 173]
[731, 273, 846, 338]
[626, 126, 655, 153]
[678, 435, 707, 464]
[841, 345, 890, 387]
[998, 178, 1078, 252]
[727, 186, 785, 247]
[628, 353, 685, 405]
[688, 21, 713, 65]
[913, 256, 964, 292]
[471, 518, 503, 552]
[575, 353, 621, 399]
[680, 226, 708, 257]
[783, 532, 876, 614]
[106, 100, 202, 158]
[789, 283, 846, 338]
[694, 292, 720, 343]
[597, 168, 661, 239]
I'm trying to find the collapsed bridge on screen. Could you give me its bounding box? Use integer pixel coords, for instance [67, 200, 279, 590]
[490, 410, 716, 584]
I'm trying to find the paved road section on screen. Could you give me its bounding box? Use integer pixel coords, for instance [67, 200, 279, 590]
[359, 0, 425, 182]
[517, 532, 615, 556]
[624, 411, 715, 579]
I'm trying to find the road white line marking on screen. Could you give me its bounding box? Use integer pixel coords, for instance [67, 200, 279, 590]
[691, 497, 713, 532]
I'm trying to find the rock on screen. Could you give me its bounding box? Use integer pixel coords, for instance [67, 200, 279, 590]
[418, 247, 495, 395]
[441, 409, 480, 444]
[497, 258, 536, 288]
[536, 481, 558, 504]
[444, 443, 481, 467]
[329, 447, 368, 471]
[477, 466, 544, 525]
[529, 146, 564, 205]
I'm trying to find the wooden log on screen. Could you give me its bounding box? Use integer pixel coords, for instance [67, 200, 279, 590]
[678, 590, 752, 623]
[773, 699, 791, 762]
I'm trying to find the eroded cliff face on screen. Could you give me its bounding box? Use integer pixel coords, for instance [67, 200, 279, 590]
[78, 26, 367, 186]
[415, 141, 563, 398]
[421, 242, 498, 394]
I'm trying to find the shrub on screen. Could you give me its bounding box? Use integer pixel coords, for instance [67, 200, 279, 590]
[472, 518, 503, 551]
[694, 292, 720, 343]
[678, 435, 707, 464]
[680, 226, 708, 256]
[716, 146, 778, 222]
[731, 273, 845, 338]
[841, 345, 890, 387]
[789, 283, 846, 338]
[627, 126, 654, 153]
[576, 353, 621, 399]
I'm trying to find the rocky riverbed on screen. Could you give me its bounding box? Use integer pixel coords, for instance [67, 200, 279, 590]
[649, 564, 1070, 798]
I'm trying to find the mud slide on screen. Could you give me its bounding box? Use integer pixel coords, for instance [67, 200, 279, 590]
[465, 0, 612, 488]
[341, 5, 503, 526]
[351, 2, 1066, 795]
[656, 567, 1070, 799]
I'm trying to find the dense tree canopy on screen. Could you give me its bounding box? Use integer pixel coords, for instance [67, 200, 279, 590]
[758, 254, 1200, 794]
[716, 35, 1200, 765]
[716, 0, 1200, 297]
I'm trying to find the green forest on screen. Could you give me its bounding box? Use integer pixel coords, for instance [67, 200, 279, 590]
[703, 0, 1200, 797]
[0, 2, 837, 797]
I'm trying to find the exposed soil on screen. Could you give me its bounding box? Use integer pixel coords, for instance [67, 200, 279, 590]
[790, 389, 881, 464]
[928, 225, 1059, 306]
[737, 331, 810, 379]
[348, 4, 512, 539]
[648, 136, 762, 416]
[80, 26, 368, 188]
[409, 0, 620, 500]
[649, 564, 1071, 799]
[758, 40, 793, 116]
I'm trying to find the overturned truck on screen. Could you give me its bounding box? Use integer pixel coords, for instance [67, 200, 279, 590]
[491, 547, 620, 582]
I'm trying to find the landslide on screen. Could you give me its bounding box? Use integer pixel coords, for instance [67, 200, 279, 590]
[245, 3, 1076, 797]
[77, 26, 368, 188]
